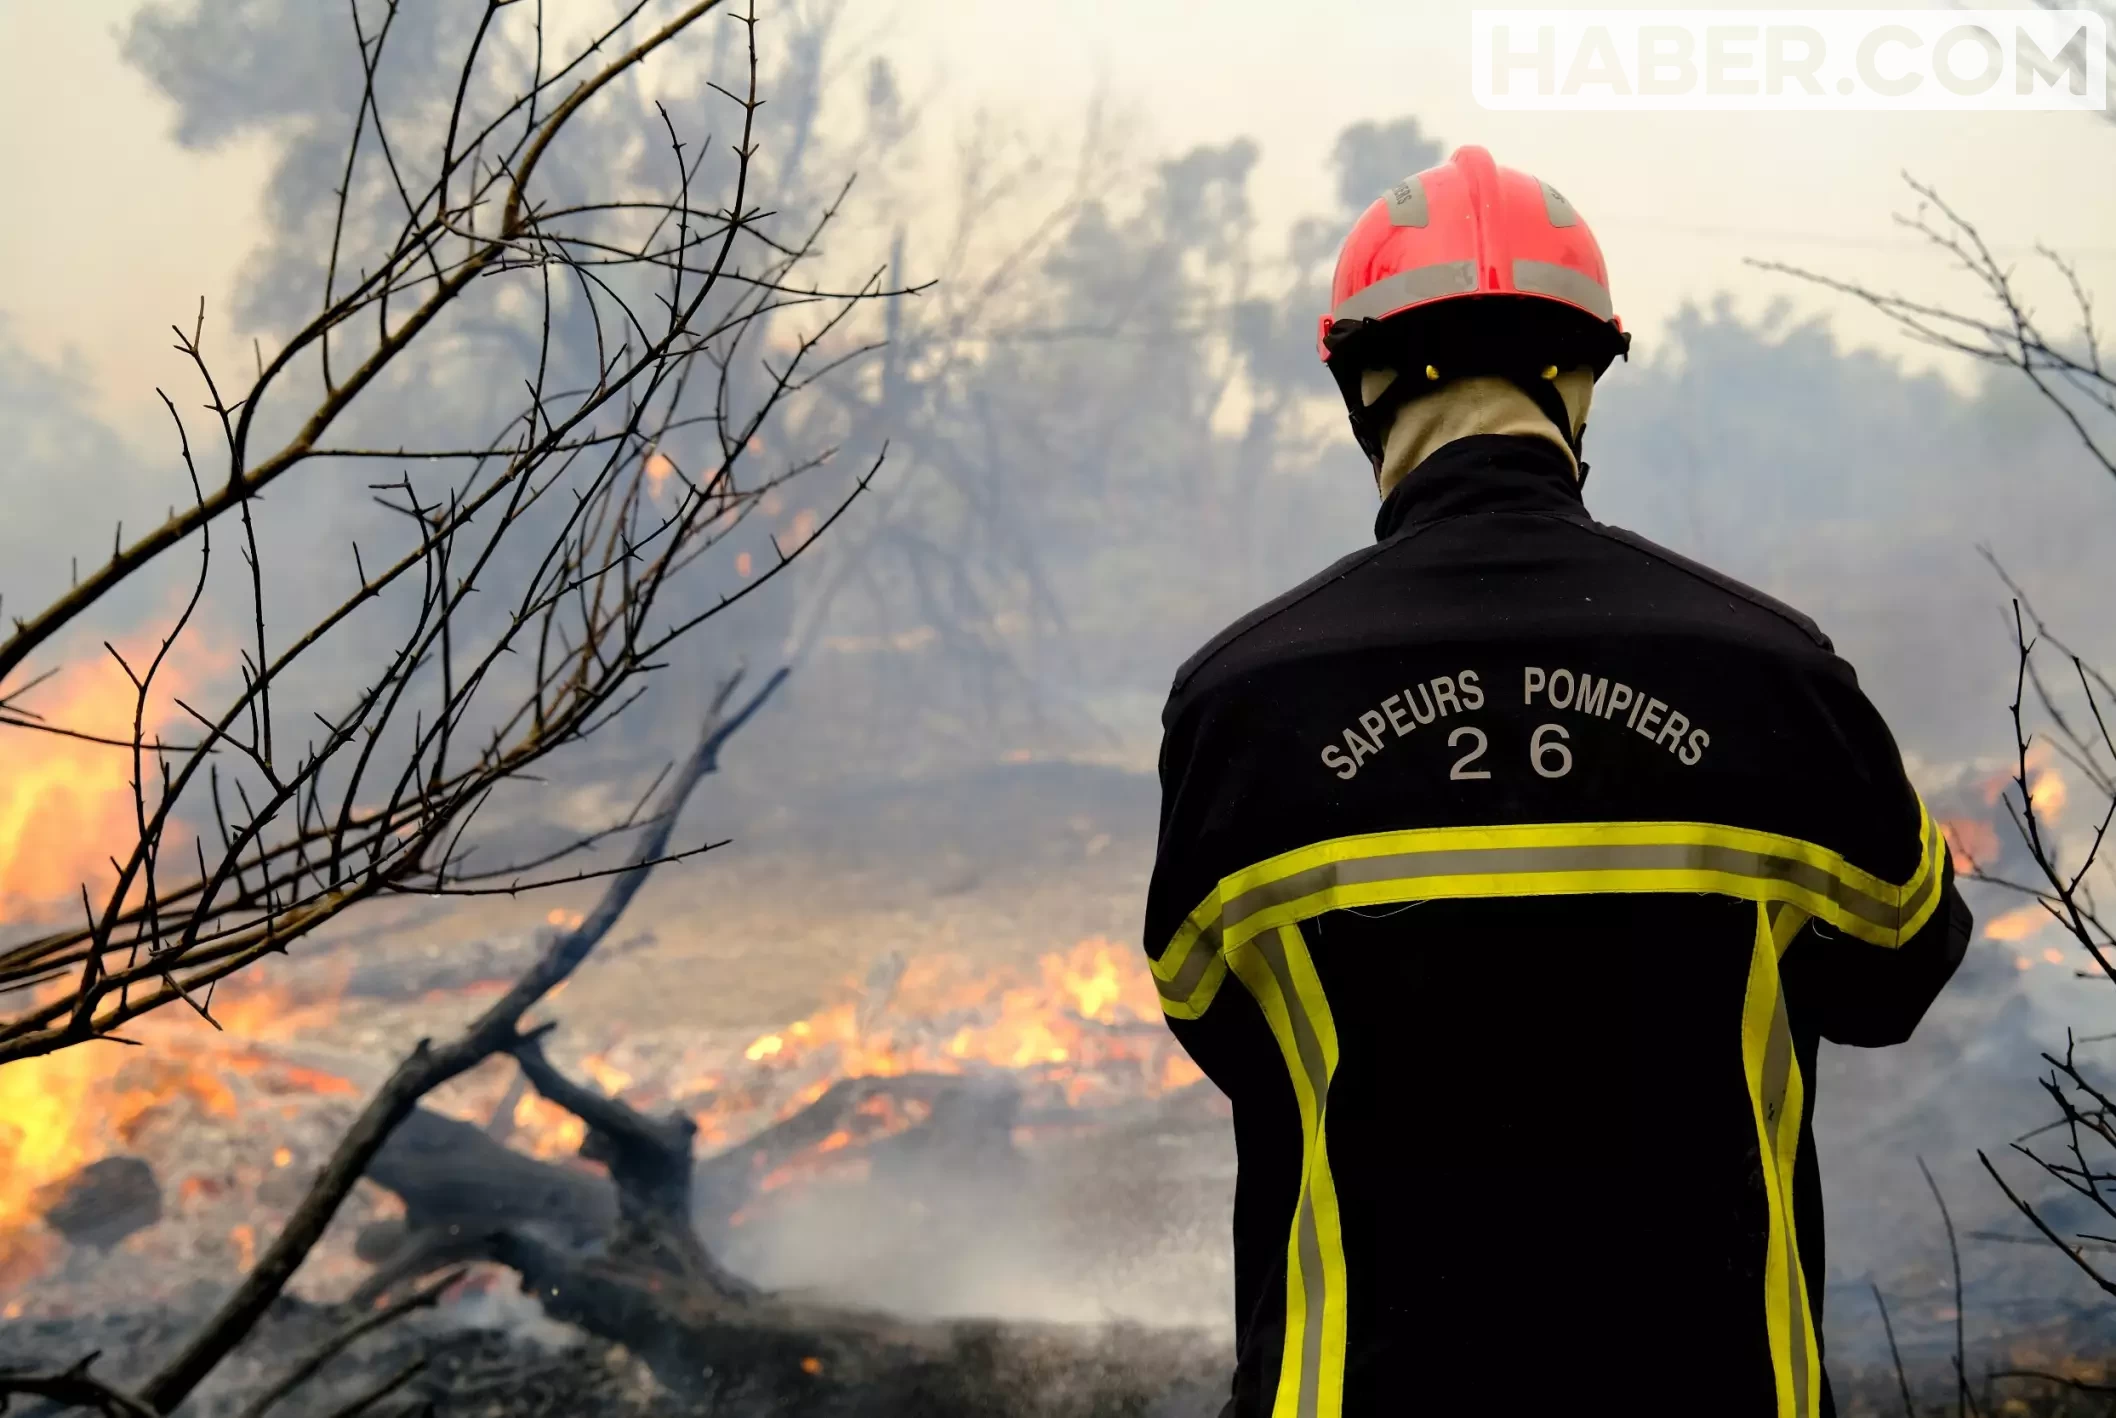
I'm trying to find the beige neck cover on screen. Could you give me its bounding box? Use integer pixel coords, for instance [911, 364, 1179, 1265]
[1360, 367, 1596, 499]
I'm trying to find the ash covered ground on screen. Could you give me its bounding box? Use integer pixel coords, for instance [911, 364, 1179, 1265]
[1, 763, 1235, 1414]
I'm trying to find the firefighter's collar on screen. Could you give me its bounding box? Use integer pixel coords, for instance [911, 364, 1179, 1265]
[1373, 434, 1587, 543]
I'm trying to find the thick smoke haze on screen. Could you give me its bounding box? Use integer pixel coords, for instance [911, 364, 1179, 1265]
[1, 0, 2112, 1380]
[13, 3, 2110, 777]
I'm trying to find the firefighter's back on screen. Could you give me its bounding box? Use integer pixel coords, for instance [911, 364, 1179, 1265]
[1148, 437, 1963, 1415]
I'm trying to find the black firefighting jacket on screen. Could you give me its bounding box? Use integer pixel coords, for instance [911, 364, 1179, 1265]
[1146, 435, 1971, 1418]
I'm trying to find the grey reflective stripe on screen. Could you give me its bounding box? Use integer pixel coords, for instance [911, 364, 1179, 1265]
[1330, 261, 1478, 323]
[1385, 175, 1429, 227]
[1513, 259, 1613, 320]
[1541, 180, 1580, 228]
[1294, 1191, 1323, 1418]
[1255, 927, 1328, 1418]
[1221, 841, 1904, 939]
[1761, 964, 1792, 1133]
[1901, 832, 1942, 923]
[1759, 923, 1812, 1417]
[1154, 923, 1223, 1004]
[1758, 903, 1814, 1418]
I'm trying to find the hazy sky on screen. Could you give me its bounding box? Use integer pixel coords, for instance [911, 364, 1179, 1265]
[3, 0, 2112, 435]
[887, 0, 2116, 360]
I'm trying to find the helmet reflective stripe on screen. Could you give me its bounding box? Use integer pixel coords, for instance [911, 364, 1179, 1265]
[1512, 259, 1613, 321]
[1331, 259, 1613, 327]
[1329, 261, 1479, 324]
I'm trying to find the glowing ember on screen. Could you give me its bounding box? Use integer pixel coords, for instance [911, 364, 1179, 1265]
[689, 937, 1204, 1162]
[581, 1053, 633, 1096]
[512, 1091, 588, 1159]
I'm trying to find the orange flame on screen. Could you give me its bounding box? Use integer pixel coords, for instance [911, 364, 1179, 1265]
[1985, 902, 2053, 943]
[0, 1040, 123, 1285]
[2030, 757, 2069, 818]
[688, 938, 1206, 1204]
[4, 939, 1212, 1290]
[643, 452, 677, 496]
[1979, 743, 2069, 820]
[0, 975, 352, 1288]
[1939, 817, 2000, 874]
[0, 637, 203, 920]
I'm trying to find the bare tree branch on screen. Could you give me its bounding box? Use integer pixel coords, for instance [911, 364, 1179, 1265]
[0, 1, 917, 1061]
[136, 670, 782, 1414]
[1753, 174, 2116, 480]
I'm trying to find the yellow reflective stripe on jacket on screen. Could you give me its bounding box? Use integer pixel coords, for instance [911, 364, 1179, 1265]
[1747, 901, 1822, 1418]
[1154, 807, 1943, 1019]
[1227, 923, 1348, 1418]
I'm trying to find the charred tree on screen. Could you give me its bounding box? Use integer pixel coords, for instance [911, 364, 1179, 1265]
[352, 1030, 1224, 1415]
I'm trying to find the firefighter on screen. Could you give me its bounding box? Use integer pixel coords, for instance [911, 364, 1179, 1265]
[1145, 146, 1971, 1417]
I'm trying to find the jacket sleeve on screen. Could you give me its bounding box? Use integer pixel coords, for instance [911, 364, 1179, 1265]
[1144, 682, 1240, 1026]
[1143, 664, 1307, 1036]
[1782, 858, 1972, 1046]
[1776, 656, 1974, 1048]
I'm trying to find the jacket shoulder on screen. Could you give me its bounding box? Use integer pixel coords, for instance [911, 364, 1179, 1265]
[1583, 522, 1834, 652]
[1168, 541, 1389, 704]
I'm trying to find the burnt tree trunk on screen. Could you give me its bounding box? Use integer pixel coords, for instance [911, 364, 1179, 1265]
[356, 1049, 1227, 1415]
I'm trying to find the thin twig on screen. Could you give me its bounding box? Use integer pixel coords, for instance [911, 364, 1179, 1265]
[232, 1269, 466, 1418]
[1871, 1282, 1917, 1418]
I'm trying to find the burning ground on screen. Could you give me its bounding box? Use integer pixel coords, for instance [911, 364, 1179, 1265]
[0, 762, 1237, 1413]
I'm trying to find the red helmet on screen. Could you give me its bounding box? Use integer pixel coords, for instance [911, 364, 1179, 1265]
[1319, 146, 1629, 466]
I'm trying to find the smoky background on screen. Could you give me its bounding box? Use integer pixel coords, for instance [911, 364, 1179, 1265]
[1, 0, 2112, 1387]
